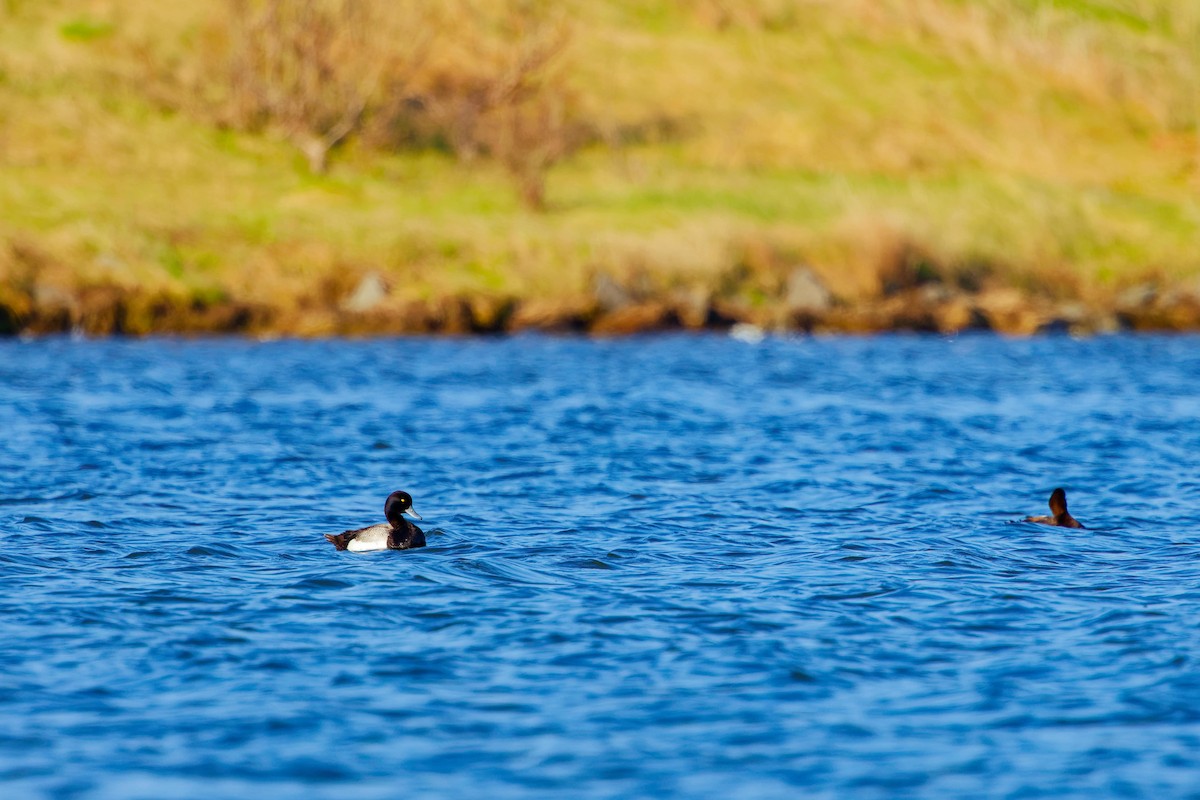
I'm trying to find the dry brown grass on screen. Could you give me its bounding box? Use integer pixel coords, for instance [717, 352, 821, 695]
[214, 0, 415, 173]
[169, 0, 578, 207]
[383, 1, 576, 209]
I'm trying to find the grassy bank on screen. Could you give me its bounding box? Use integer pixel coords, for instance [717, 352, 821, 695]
[2, 0, 1200, 335]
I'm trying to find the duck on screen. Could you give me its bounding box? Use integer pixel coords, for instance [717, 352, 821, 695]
[1024, 487, 1085, 529]
[325, 491, 426, 552]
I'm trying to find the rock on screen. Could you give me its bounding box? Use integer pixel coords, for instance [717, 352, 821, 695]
[1157, 295, 1200, 330]
[508, 297, 595, 332]
[783, 266, 832, 313]
[668, 287, 712, 329]
[974, 288, 1043, 335]
[341, 271, 388, 313]
[933, 295, 982, 333]
[589, 302, 672, 335]
[1055, 301, 1087, 322]
[34, 284, 76, 313]
[1090, 313, 1123, 334]
[592, 273, 633, 311]
[1038, 301, 1088, 334]
[1116, 283, 1156, 309]
[918, 283, 951, 304]
[879, 291, 939, 332]
[467, 295, 515, 332]
[1117, 289, 1200, 331]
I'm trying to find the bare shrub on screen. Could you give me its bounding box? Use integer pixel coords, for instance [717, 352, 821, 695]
[214, 0, 426, 173]
[190, 0, 577, 206]
[372, 0, 576, 209]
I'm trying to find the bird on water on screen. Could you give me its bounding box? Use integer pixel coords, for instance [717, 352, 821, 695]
[325, 491, 426, 552]
[1024, 487, 1085, 529]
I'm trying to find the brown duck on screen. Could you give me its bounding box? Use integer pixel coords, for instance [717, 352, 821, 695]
[1024, 487, 1085, 529]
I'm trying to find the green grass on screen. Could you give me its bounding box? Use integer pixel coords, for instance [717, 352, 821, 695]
[2, 0, 1200, 320]
[58, 17, 114, 41]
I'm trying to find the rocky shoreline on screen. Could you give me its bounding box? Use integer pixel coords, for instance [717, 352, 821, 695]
[3, 271, 1200, 338]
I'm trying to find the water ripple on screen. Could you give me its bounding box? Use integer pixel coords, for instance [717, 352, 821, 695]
[2, 334, 1200, 797]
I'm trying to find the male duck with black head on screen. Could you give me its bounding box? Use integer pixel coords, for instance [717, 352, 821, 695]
[325, 491, 426, 552]
[1024, 487, 1086, 529]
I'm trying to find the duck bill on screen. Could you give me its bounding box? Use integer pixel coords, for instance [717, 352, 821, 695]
[406, 508, 423, 520]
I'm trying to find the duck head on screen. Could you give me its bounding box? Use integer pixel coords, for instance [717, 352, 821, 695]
[1047, 487, 1084, 529]
[384, 491, 422, 526]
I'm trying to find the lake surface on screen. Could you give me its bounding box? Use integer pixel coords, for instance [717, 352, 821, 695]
[2, 334, 1200, 799]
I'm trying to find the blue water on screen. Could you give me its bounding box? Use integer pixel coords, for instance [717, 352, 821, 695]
[3, 334, 1200, 799]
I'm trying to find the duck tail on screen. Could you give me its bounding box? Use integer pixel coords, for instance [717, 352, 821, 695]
[325, 533, 349, 551]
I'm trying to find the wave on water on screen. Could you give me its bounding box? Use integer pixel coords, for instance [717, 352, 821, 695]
[2, 334, 1200, 798]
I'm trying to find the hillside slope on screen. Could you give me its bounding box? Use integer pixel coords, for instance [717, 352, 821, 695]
[2, 0, 1199, 334]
